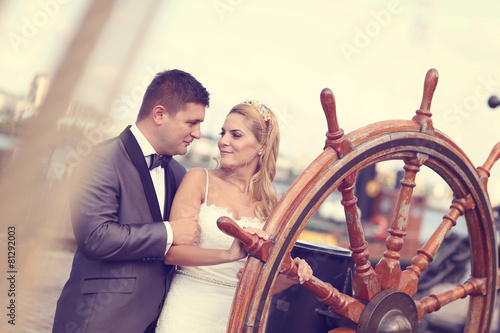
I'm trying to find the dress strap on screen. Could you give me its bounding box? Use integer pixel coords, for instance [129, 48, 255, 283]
[204, 168, 209, 203]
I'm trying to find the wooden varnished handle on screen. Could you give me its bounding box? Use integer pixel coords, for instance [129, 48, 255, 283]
[217, 216, 274, 261]
[321, 88, 340, 134]
[419, 68, 439, 114]
[321, 88, 353, 157]
[480, 142, 500, 175]
[477, 142, 500, 190]
[217, 216, 255, 246]
[413, 68, 438, 133]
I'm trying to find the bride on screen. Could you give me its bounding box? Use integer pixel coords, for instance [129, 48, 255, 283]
[155, 100, 312, 332]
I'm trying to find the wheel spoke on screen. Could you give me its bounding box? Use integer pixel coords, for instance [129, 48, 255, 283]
[339, 172, 380, 301]
[399, 195, 475, 296]
[374, 154, 427, 289]
[415, 277, 487, 321]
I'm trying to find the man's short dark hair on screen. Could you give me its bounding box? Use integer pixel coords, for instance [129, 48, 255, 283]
[137, 69, 210, 121]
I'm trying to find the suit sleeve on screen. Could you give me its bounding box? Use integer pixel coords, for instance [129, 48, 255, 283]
[70, 147, 167, 261]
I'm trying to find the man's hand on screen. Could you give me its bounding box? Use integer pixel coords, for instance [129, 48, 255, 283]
[169, 215, 201, 245]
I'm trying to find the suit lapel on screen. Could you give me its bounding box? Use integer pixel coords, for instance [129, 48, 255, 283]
[163, 167, 176, 220]
[119, 126, 163, 222]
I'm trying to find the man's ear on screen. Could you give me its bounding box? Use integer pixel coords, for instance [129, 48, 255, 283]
[152, 105, 166, 125]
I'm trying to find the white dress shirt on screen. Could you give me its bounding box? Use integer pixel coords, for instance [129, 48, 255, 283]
[130, 123, 174, 255]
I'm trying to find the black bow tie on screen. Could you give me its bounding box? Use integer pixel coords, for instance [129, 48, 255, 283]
[149, 154, 172, 170]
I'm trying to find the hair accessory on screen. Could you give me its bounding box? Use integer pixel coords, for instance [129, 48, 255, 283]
[242, 100, 271, 125]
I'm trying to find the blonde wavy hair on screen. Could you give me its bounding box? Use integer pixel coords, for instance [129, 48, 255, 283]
[226, 102, 280, 221]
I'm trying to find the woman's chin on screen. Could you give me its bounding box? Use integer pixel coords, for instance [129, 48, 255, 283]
[220, 163, 234, 170]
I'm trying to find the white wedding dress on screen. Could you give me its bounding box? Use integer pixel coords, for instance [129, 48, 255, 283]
[156, 170, 265, 333]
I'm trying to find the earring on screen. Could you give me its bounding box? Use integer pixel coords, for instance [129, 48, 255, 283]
[258, 152, 262, 155]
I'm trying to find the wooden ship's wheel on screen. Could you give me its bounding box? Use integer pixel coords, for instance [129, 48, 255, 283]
[219, 69, 500, 332]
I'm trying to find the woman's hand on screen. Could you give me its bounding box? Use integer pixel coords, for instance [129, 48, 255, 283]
[291, 257, 313, 285]
[226, 227, 270, 262]
[242, 226, 270, 241]
[272, 257, 313, 295]
[237, 268, 244, 279]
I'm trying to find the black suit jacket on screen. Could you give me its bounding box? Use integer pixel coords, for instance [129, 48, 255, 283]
[53, 126, 186, 333]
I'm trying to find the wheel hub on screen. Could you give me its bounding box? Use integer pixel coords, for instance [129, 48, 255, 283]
[357, 288, 418, 333]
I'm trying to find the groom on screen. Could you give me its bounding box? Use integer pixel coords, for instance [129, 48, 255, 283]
[53, 69, 210, 333]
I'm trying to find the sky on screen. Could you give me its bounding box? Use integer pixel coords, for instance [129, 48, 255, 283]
[1, 0, 500, 199]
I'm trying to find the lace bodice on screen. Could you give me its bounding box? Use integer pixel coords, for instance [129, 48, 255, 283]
[198, 203, 263, 249]
[177, 202, 264, 285]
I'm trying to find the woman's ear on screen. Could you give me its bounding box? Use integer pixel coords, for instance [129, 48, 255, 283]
[257, 144, 265, 156]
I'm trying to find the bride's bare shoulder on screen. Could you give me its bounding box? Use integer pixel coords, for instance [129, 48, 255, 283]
[180, 168, 209, 187]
